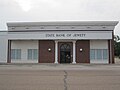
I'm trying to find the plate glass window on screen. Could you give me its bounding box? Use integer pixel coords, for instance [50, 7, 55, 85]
[90, 49, 95, 60]
[11, 49, 21, 60]
[96, 49, 102, 60]
[28, 49, 38, 60]
[90, 49, 108, 60]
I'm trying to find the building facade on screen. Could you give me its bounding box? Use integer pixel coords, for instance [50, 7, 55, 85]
[0, 21, 119, 64]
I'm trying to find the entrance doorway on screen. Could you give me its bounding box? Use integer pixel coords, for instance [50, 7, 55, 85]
[60, 43, 71, 63]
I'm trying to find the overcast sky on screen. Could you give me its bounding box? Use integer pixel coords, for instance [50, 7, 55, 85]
[0, 0, 120, 35]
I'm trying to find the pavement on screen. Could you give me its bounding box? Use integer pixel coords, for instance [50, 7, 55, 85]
[115, 57, 120, 64]
[0, 64, 120, 90]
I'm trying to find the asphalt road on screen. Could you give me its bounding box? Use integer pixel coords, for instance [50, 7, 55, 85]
[0, 64, 120, 90]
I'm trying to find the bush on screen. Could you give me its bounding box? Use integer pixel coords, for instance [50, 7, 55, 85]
[119, 55, 120, 59]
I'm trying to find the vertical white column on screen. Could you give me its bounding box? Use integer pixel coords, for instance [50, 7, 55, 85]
[55, 41, 58, 63]
[72, 41, 76, 64]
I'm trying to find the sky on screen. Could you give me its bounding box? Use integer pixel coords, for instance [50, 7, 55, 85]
[0, 0, 120, 35]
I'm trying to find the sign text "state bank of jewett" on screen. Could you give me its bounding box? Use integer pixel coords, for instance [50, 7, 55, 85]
[46, 33, 86, 38]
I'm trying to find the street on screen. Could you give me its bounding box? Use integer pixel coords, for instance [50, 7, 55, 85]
[0, 64, 120, 90]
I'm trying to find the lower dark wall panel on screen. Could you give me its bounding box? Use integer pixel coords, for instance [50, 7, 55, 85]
[76, 40, 90, 63]
[39, 40, 55, 63]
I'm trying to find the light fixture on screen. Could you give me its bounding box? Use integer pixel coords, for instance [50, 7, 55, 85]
[11, 27, 15, 29]
[102, 26, 106, 28]
[80, 48, 83, 52]
[26, 27, 29, 29]
[48, 48, 51, 52]
[71, 26, 75, 29]
[56, 26, 59, 29]
[87, 27, 90, 28]
[41, 26, 44, 29]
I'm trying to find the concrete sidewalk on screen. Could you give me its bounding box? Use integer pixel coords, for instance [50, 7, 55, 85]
[0, 63, 120, 70]
[0, 64, 120, 90]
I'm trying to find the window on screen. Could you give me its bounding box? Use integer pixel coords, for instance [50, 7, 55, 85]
[90, 49, 95, 60]
[103, 49, 108, 59]
[96, 49, 102, 59]
[28, 49, 32, 60]
[60, 44, 71, 51]
[90, 49, 108, 60]
[11, 49, 21, 59]
[28, 49, 38, 60]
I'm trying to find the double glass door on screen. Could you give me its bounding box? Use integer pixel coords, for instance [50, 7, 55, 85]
[60, 43, 71, 63]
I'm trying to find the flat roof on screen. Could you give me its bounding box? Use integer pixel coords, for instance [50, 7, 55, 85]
[7, 21, 119, 27]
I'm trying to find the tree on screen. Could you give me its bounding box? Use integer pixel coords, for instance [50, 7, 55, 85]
[114, 35, 120, 42]
[114, 35, 120, 57]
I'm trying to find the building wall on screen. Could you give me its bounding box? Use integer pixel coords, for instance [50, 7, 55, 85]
[0, 32, 8, 63]
[11, 40, 38, 63]
[90, 40, 108, 49]
[90, 40, 108, 63]
[9, 40, 110, 64]
[39, 40, 55, 63]
[76, 40, 90, 63]
[8, 31, 112, 40]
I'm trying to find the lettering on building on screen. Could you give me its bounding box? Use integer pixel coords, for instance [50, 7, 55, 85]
[45, 33, 86, 38]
